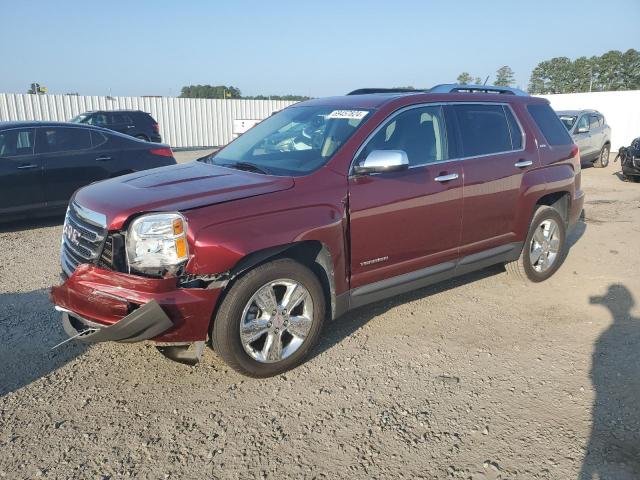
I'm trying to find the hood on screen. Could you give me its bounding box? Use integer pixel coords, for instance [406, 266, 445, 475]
[73, 161, 294, 230]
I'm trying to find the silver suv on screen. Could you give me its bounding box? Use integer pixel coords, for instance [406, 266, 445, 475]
[557, 110, 611, 168]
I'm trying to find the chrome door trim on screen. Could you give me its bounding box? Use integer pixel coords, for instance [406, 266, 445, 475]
[348, 101, 528, 177]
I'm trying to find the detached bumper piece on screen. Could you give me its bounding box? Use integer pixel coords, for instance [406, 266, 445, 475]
[60, 300, 173, 343]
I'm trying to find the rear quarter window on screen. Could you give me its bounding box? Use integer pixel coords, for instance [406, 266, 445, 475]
[527, 104, 572, 146]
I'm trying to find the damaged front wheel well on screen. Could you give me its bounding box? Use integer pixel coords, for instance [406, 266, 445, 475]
[206, 241, 336, 343]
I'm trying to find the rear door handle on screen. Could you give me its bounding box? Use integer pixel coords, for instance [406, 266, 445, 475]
[96, 156, 112, 161]
[514, 160, 533, 168]
[434, 173, 459, 182]
[17, 164, 38, 170]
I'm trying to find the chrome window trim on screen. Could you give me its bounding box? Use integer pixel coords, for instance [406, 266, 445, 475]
[349, 101, 527, 176]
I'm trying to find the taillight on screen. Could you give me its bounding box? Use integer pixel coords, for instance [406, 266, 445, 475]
[149, 147, 173, 157]
[571, 144, 580, 159]
[152, 122, 159, 132]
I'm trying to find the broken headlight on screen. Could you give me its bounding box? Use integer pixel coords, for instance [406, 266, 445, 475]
[126, 213, 189, 275]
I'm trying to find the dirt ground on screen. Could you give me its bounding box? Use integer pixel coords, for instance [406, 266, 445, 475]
[1, 154, 639, 480]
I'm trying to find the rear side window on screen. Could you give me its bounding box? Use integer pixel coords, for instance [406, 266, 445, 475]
[0, 128, 35, 157]
[527, 104, 572, 146]
[589, 115, 599, 129]
[451, 104, 513, 157]
[39, 127, 92, 153]
[111, 113, 133, 124]
[91, 131, 109, 148]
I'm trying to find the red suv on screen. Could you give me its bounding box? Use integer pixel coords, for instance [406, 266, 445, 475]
[51, 84, 584, 377]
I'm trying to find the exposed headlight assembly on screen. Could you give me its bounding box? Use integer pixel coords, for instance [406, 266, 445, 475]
[126, 213, 189, 275]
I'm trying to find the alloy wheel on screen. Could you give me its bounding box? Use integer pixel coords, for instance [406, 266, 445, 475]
[529, 219, 561, 273]
[239, 279, 314, 363]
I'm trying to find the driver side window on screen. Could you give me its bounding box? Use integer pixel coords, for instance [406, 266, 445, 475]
[576, 115, 589, 132]
[362, 106, 447, 166]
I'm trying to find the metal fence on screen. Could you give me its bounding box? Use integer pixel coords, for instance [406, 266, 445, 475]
[0, 93, 297, 148]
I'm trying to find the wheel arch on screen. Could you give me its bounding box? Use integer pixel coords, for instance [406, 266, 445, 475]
[210, 240, 338, 337]
[534, 191, 571, 224]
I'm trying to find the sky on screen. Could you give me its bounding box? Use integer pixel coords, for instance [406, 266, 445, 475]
[1, 0, 638, 98]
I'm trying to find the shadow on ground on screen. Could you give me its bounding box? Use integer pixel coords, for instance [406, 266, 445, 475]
[0, 215, 64, 234]
[312, 216, 587, 361]
[580, 284, 640, 479]
[0, 289, 87, 397]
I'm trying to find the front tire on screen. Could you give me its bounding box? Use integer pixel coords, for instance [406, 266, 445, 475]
[593, 144, 610, 168]
[506, 206, 567, 282]
[211, 259, 325, 377]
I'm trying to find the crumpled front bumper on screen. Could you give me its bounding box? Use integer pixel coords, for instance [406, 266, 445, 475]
[58, 300, 173, 343]
[50, 264, 222, 344]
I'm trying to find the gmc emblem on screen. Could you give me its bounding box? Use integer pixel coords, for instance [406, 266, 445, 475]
[63, 223, 82, 246]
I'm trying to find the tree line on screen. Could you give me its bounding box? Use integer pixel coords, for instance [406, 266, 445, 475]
[528, 49, 640, 94]
[455, 49, 640, 94]
[179, 84, 310, 101]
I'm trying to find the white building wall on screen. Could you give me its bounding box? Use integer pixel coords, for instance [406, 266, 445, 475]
[538, 90, 640, 150]
[0, 94, 298, 148]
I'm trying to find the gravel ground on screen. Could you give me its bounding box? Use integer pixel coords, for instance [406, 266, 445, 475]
[1, 154, 639, 479]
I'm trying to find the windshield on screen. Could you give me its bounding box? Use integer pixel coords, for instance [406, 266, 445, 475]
[204, 106, 371, 176]
[70, 114, 90, 124]
[559, 115, 577, 130]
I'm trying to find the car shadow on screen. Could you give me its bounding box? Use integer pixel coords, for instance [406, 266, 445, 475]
[580, 284, 640, 479]
[0, 288, 87, 397]
[0, 215, 64, 234]
[313, 216, 587, 361]
[311, 264, 504, 361]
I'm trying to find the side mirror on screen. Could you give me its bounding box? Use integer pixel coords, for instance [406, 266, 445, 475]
[576, 126, 589, 134]
[353, 150, 409, 175]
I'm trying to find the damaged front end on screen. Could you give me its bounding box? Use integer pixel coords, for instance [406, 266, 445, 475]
[50, 264, 222, 365]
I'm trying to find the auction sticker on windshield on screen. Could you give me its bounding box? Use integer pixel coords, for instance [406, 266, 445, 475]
[327, 110, 369, 120]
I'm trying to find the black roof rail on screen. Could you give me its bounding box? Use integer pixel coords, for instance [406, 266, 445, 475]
[347, 88, 427, 95]
[429, 83, 529, 96]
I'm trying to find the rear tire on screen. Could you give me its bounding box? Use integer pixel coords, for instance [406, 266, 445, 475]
[211, 259, 325, 377]
[593, 144, 610, 168]
[506, 206, 567, 283]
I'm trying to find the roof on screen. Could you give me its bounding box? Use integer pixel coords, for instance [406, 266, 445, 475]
[0, 120, 99, 129]
[295, 90, 547, 111]
[556, 109, 599, 116]
[81, 109, 144, 114]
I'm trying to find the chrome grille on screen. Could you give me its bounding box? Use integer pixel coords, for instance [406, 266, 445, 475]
[61, 203, 108, 277]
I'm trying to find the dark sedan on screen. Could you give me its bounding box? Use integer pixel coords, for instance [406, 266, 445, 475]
[0, 121, 176, 222]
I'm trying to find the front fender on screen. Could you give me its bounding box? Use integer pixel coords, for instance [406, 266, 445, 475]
[182, 172, 349, 295]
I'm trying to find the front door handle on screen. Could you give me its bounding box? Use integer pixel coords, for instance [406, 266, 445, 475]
[514, 160, 533, 168]
[434, 173, 459, 182]
[17, 164, 38, 170]
[96, 156, 112, 161]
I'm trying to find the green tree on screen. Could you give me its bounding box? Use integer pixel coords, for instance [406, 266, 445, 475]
[528, 49, 640, 94]
[456, 72, 473, 84]
[527, 57, 573, 94]
[495, 66, 515, 87]
[474, 77, 483, 85]
[179, 85, 241, 99]
[620, 49, 640, 90]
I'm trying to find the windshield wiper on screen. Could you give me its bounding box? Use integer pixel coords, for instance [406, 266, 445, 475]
[219, 161, 272, 175]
